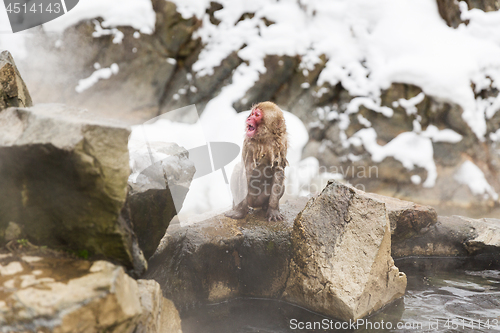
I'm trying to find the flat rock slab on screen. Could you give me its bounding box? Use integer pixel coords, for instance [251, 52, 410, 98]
[393, 215, 500, 257]
[0, 252, 182, 333]
[0, 104, 146, 274]
[283, 180, 407, 321]
[145, 198, 308, 310]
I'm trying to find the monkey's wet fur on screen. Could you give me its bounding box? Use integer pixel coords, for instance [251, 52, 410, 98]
[225, 101, 288, 222]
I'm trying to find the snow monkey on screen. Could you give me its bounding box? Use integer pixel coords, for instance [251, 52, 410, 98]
[225, 101, 288, 221]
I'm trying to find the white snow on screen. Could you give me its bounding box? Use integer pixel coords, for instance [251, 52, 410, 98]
[395, 92, 426, 115]
[490, 129, 500, 141]
[0, 0, 154, 59]
[411, 175, 422, 185]
[357, 114, 372, 127]
[43, 0, 155, 34]
[1, 0, 499, 209]
[168, 0, 500, 140]
[75, 64, 119, 93]
[0, 6, 27, 59]
[421, 125, 463, 143]
[454, 160, 499, 200]
[347, 97, 394, 118]
[1, 0, 499, 140]
[353, 128, 437, 187]
[91, 20, 125, 44]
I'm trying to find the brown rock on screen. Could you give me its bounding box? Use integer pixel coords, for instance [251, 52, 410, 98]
[144, 198, 308, 309]
[0, 104, 146, 275]
[0, 51, 32, 111]
[363, 192, 437, 240]
[392, 215, 500, 257]
[283, 180, 407, 321]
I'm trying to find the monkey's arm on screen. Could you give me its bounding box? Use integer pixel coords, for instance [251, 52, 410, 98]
[267, 166, 285, 221]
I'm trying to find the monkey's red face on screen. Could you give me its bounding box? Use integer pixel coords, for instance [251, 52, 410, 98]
[246, 108, 263, 138]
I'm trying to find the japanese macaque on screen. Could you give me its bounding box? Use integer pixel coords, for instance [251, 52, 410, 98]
[225, 101, 288, 221]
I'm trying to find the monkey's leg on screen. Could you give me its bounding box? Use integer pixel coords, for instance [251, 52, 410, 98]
[266, 166, 285, 222]
[225, 162, 249, 219]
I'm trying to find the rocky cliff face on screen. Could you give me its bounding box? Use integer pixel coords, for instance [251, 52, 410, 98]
[12, 0, 500, 218]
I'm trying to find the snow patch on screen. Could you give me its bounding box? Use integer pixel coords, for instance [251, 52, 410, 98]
[411, 175, 421, 185]
[454, 160, 499, 200]
[490, 129, 500, 141]
[395, 92, 425, 115]
[172, 0, 500, 141]
[75, 64, 119, 93]
[347, 97, 394, 117]
[421, 125, 463, 143]
[353, 128, 437, 187]
[43, 0, 155, 34]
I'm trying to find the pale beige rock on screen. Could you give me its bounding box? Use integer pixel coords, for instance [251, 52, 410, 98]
[0, 258, 183, 333]
[0, 261, 23, 276]
[0, 51, 33, 110]
[283, 180, 407, 321]
[466, 217, 500, 252]
[135, 279, 183, 333]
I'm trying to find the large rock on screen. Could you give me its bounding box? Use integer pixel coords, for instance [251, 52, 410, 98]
[144, 198, 307, 310]
[283, 180, 407, 321]
[135, 280, 183, 333]
[127, 141, 196, 259]
[0, 51, 32, 111]
[146, 185, 408, 321]
[0, 254, 182, 332]
[0, 104, 146, 275]
[392, 215, 500, 257]
[363, 192, 438, 241]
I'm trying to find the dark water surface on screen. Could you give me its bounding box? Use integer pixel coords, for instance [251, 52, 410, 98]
[181, 257, 500, 333]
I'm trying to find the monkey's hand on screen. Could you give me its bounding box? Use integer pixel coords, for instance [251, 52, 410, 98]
[266, 208, 283, 222]
[225, 209, 247, 220]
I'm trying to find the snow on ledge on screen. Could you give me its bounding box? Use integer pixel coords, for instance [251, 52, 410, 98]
[454, 160, 499, 200]
[421, 125, 463, 143]
[75, 64, 119, 93]
[353, 128, 437, 188]
[43, 0, 155, 34]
